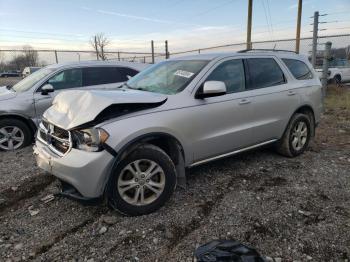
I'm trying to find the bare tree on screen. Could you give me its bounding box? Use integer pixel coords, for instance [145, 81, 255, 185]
[90, 33, 110, 60]
[22, 45, 39, 66]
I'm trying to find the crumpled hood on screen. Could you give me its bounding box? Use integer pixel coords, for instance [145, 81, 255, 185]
[0, 86, 17, 101]
[43, 89, 167, 130]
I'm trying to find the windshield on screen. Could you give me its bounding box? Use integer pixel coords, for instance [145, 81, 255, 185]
[126, 60, 209, 95]
[12, 67, 56, 92]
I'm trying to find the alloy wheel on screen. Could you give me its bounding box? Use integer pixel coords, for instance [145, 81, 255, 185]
[117, 159, 166, 206]
[0, 126, 25, 151]
[291, 121, 308, 151]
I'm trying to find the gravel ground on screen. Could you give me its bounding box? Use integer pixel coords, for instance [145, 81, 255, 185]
[0, 86, 349, 262]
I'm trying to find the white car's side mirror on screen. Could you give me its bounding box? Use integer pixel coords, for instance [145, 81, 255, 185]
[41, 84, 54, 95]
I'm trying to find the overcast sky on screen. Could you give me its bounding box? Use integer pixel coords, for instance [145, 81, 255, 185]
[0, 0, 350, 53]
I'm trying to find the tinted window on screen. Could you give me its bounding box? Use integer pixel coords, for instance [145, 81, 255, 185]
[118, 67, 139, 81]
[246, 58, 285, 89]
[282, 59, 313, 80]
[206, 59, 245, 93]
[83, 67, 121, 86]
[47, 68, 82, 90]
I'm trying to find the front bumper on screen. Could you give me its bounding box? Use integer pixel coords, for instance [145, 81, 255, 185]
[34, 139, 114, 198]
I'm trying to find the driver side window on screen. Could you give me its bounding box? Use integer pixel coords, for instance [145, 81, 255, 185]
[206, 59, 245, 93]
[47, 68, 82, 90]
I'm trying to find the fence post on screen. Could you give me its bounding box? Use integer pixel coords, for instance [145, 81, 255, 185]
[311, 11, 319, 67]
[198, 49, 201, 54]
[54, 50, 58, 63]
[165, 40, 169, 59]
[321, 41, 332, 97]
[117, 52, 120, 61]
[151, 40, 155, 64]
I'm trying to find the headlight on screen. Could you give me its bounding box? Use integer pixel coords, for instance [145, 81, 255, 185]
[71, 128, 109, 152]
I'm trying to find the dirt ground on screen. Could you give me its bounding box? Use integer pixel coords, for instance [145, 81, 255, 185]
[0, 85, 349, 262]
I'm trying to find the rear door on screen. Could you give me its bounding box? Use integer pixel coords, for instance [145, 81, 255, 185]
[243, 56, 300, 144]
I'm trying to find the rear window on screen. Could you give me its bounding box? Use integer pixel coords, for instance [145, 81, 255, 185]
[246, 58, 286, 89]
[282, 59, 313, 80]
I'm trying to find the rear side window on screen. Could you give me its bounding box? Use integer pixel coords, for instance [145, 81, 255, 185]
[282, 59, 313, 80]
[246, 58, 286, 89]
[118, 67, 139, 81]
[83, 67, 122, 86]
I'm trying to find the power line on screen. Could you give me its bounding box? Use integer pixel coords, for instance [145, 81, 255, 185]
[266, 0, 274, 38]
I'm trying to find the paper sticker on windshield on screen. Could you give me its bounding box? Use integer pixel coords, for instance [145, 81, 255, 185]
[174, 70, 194, 78]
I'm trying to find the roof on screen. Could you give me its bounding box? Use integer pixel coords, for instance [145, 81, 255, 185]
[170, 50, 306, 61]
[46, 60, 149, 71]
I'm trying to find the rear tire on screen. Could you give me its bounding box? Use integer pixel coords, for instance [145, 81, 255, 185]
[276, 113, 312, 157]
[107, 144, 177, 216]
[0, 119, 32, 151]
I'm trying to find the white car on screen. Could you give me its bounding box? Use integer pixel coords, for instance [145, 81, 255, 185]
[316, 59, 350, 84]
[22, 67, 41, 78]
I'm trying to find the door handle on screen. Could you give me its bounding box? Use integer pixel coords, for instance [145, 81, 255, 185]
[239, 99, 251, 105]
[287, 91, 296, 96]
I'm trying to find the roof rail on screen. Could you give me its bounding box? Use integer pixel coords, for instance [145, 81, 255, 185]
[237, 49, 297, 53]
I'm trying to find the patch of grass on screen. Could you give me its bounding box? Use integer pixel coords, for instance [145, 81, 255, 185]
[324, 85, 350, 111]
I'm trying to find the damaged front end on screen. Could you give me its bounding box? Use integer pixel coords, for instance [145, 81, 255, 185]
[34, 88, 168, 202]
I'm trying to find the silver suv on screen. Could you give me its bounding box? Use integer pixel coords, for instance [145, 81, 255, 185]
[0, 61, 148, 151]
[34, 50, 323, 216]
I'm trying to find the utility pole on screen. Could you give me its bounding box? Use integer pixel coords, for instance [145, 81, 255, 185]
[246, 0, 253, 49]
[295, 0, 303, 53]
[165, 40, 169, 59]
[151, 40, 155, 64]
[311, 11, 319, 67]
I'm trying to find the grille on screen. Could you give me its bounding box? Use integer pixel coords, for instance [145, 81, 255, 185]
[38, 120, 72, 156]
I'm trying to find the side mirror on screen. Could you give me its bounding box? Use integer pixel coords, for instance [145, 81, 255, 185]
[126, 75, 132, 80]
[195, 81, 227, 99]
[41, 84, 54, 95]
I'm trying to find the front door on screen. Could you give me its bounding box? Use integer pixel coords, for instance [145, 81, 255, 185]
[33, 68, 83, 120]
[191, 59, 254, 162]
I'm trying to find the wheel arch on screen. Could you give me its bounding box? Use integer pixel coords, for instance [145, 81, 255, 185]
[0, 114, 37, 137]
[114, 132, 185, 167]
[292, 105, 316, 136]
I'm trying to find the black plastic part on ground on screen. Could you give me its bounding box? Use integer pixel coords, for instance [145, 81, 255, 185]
[194, 240, 266, 262]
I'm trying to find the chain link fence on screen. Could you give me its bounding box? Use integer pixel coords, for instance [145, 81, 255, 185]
[170, 34, 350, 65]
[0, 34, 349, 71]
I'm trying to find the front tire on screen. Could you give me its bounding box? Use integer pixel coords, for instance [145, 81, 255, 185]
[107, 144, 177, 216]
[276, 113, 312, 157]
[0, 119, 32, 151]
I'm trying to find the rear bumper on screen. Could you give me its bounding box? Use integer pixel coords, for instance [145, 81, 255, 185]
[33, 139, 114, 198]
